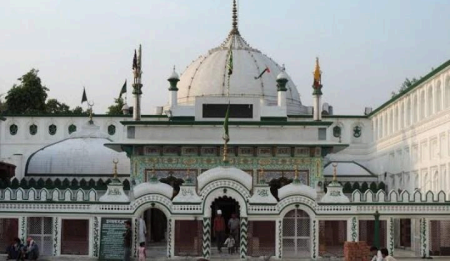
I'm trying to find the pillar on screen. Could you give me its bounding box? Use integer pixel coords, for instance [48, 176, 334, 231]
[313, 95, 322, 121]
[275, 219, 282, 259]
[374, 211, 380, 248]
[168, 68, 180, 107]
[202, 217, 211, 259]
[133, 94, 141, 121]
[312, 219, 319, 260]
[420, 218, 430, 258]
[167, 218, 174, 258]
[347, 216, 359, 242]
[133, 217, 139, 258]
[240, 217, 248, 259]
[53, 217, 62, 256]
[387, 217, 394, 257]
[18, 216, 27, 243]
[90, 217, 101, 258]
[276, 73, 288, 108]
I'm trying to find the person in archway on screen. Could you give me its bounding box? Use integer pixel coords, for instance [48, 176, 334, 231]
[138, 216, 146, 245]
[213, 209, 225, 253]
[123, 220, 132, 261]
[228, 213, 239, 254]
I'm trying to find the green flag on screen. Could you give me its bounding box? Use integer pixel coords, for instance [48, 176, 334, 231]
[223, 103, 230, 142]
[227, 49, 233, 75]
[119, 79, 127, 99]
[81, 87, 87, 104]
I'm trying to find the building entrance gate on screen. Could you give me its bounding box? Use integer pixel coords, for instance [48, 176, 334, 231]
[143, 208, 167, 257]
[282, 209, 311, 258]
[27, 217, 53, 256]
[210, 196, 240, 256]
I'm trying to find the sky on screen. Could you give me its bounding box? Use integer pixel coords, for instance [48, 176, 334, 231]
[1, 0, 449, 115]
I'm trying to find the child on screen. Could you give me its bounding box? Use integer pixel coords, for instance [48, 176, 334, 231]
[138, 242, 146, 261]
[223, 234, 235, 254]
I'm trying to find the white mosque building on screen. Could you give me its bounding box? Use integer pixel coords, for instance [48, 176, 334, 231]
[1, 1, 450, 260]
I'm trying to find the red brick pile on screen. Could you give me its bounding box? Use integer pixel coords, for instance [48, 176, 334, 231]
[344, 241, 370, 261]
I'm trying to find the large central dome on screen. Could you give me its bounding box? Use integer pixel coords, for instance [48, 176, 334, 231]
[177, 3, 305, 114]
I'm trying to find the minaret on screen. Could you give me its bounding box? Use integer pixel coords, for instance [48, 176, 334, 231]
[312, 57, 323, 121]
[132, 45, 143, 121]
[229, 0, 240, 36]
[168, 66, 180, 107]
[276, 67, 288, 107]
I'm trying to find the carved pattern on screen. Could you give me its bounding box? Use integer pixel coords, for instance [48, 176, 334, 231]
[278, 220, 282, 258]
[202, 217, 211, 258]
[351, 217, 358, 242]
[134, 218, 138, 257]
[312, 220, 317, 258]
[389, 217, 394, 256]
[53, 218, 58, 256]
[167, 219, 172, 257]
[240, 217, 248, 259]
[93, 217, 99, 257]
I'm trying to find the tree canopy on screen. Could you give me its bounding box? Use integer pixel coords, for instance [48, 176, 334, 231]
[3, 69, 85, 115]
[391, 77, 421, 98]
[107, 97, 125, 115]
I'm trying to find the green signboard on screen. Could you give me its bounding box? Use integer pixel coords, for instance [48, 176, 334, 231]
[99, 218, 131, 260]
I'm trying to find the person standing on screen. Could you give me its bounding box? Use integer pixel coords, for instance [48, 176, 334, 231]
[213, 210, 225, 253]
[228, 213, 240, 253]
[123, 220, 132, 261]
[138, 216, 147, 245]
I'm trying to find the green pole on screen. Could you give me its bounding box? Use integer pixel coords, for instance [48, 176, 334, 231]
[374, 211, 380, 249]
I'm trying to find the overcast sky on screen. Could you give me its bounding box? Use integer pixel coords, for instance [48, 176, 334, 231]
[1, 0, 449, 115]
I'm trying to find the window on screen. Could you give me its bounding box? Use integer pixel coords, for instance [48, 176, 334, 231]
[108, 124, 116, 135]
[48, 124, 57, 135]
[127, 126, 135, 139]
[318, 128, 326, 140]
[68, 124, 77, 134]
[29, 124, 38, 135]
[9, 124, 18, 135]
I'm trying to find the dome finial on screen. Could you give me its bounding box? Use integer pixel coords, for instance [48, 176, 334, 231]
[229, 0, 240, 35]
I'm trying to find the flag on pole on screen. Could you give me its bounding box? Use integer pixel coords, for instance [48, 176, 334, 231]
[254, 66, 270, 79]
[119, 79, 127, 99]
[81, 87, 87, 104]
[227, 49, 233, 75]
[222, 103, 230, 142]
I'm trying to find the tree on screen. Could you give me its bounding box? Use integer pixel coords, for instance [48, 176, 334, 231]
[391, 77, 420, 98]
[45, 99, 71, 114]
[71, 106, 88, 115]
[5, 69, 49, 114]
[107, 97, 125, 115]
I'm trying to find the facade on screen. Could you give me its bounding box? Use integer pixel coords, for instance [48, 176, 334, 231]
[1, 1, 450, 260]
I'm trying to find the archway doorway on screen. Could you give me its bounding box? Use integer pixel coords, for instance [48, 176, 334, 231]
[210, 196, 240, 256]
[142, 208, 168, 257]
[282, 209, 311, 258]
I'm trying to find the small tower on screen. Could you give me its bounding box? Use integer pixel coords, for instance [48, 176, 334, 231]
[312, 57, 323, 121]
[168, 66, 180, 107]
[132, 45, 143, 121]
[276, 67, 288, 107]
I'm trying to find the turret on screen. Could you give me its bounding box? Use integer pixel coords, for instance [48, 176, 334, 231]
[276, 68, 288, 107]
[168, 67, 180, 107]
[132, 45, 143, 121]
[312, 57, 323, 121]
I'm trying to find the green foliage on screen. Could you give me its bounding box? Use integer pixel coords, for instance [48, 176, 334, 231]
[107, 97, 125, 115]
[3, 69, 87, 115]
[5, 69, 48, 114]
[391, 77, 420, 98]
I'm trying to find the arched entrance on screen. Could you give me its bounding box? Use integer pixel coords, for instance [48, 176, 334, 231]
[142, 208, 168, 257]
[210, 196, 241, 256]
[282, 209, 311, 258]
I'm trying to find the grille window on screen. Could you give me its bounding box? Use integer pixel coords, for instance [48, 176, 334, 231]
[202, 104, 253, 118]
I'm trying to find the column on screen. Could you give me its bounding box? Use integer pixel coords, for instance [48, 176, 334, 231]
[420, 218, 430, 258]
[133, 217, 139, 258]
[374, 211, 380, 249]
[18, 216, 27, 243]
[202, 217, 211, 259]
[240, 217, 248, 259]
[168, 218, 174, 258]
[311, 219, 319, 260]
[90, 217, 101, 257]
[53, 217, 62, 256]
[387, 217, 394, 257]
[347, 217, 359, 242]
[275, 219, 282, 259]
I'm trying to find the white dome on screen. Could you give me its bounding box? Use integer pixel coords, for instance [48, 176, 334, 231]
[177, 32, 306, 114]
[26, 122, 130, 176]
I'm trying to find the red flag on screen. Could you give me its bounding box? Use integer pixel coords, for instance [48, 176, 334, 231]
[266, 67, 270, 73]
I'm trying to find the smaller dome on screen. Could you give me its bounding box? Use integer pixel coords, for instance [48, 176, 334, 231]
[276, 70, 288, 80]
[168, 69, 180, 80]
[122, 104, 129, 110]
[197, 166, 252, 191]
[278, 181, 317, 200]
[133, 181, 173, 199]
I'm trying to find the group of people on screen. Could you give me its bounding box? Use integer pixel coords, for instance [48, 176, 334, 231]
[213, 210, 240, 254]
[122, 218, 148, 261]
[371, 246, 397, 261]
[6, 237, 39, 260]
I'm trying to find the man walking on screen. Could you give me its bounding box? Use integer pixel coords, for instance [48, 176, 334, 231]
[123, 220, 132, 261]
[213, 210, 225, 253]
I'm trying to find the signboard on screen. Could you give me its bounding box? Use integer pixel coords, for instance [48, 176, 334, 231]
[99, 218, 131, 260]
